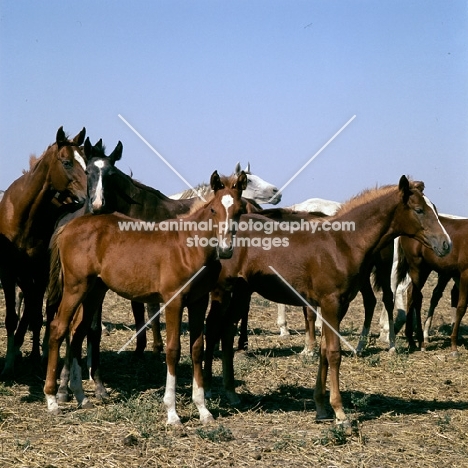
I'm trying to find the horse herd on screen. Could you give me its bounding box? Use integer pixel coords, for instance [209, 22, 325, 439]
[0, 126, 465, 427]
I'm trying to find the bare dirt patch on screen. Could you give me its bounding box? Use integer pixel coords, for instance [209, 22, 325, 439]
[0, 273, 467, 467]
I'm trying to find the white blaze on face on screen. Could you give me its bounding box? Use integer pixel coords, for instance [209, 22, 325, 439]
[221, 194, 234, 242]
[423, 195, 451, 245]
[92, 160, 105, 210]
[73, 150, 87, 171]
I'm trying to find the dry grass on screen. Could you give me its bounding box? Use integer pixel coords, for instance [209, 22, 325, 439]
[0, 273, 467, 467]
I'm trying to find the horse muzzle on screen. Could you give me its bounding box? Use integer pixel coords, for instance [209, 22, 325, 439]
[431, 235, 452, 257]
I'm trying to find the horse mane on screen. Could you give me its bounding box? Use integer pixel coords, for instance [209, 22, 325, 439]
[333, 184, 397, 217]
[109, 166, 172, 202]
[175, 182, 213, 200]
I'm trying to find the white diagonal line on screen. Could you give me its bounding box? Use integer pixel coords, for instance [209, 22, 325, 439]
[118, 114, 207, 202]
[117, 266, 207, 354]
[268, 265, 357, 354]
[269, 115, 356, 203]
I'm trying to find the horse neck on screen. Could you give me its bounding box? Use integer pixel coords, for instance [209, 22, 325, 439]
[4, 151, 59, 242]
[334, 190, 400, 261]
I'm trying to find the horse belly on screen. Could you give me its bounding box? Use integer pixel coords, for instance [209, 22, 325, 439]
[99, 252, 162, 302]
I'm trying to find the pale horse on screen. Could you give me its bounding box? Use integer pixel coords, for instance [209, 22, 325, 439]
[169, 162, 282, 205]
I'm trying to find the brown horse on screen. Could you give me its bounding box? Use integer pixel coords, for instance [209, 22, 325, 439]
[230, 207, 398, 355]
[204, 176, 451, 424]
[397, 216, 467, 354]
[44, 170, 247, 424]
[0, 126, 87, 377]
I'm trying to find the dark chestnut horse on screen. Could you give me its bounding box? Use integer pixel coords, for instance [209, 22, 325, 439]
[397, 216, 467, 354]
[0, 127, 87, 377]
[44, 170, 247, 424]
[204, 176, 451, 425]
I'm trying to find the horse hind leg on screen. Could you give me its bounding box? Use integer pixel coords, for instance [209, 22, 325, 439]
[277, 303, 290, 336]
[147, 303, 164, 355]
[423, 273, 451, 348]
[301, 306, 318, 355]
[188, 294, 214, 425]
[356, 277, 377, 355]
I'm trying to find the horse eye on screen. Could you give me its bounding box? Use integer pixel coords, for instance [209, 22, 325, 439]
[211, 208, 216, 214]
[415, 207, 424, 214]
[62, 160, 73, 169]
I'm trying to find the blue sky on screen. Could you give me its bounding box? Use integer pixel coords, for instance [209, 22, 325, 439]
[1, 1, 467, 215]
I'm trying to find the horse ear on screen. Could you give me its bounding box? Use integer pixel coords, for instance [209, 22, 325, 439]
[234, 162, 241, 175]
[72, 127, 86, 146]
[235, 171, 248, 192]
[56, 126, 67, 148]
[210, 170, 224, 191]
[244, 162, 251, 174]
[398, 175, 411, 203]
[110, 141, 123, 165]
[84, 137, 93, 159]
[95, 139, 103, 150]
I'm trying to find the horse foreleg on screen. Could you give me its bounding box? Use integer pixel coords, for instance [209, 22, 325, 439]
[163, 298, 183, 425]
[86, 283, 109, 401]
[450, 273, 468, 357]
[406, 268, 430, 350]
[277, 303, 289, 336]
[68, 303, 95, 410]
[147, 303, 164, 355]
[204, 289, 226, 398]
[237, 309, 249, 351]
[1, 276, 19, 379]
[314, 298, 348, 425]
[222, 280, 250, 405]
[423, 273, 451, 348]
[188, 294, 213, 424]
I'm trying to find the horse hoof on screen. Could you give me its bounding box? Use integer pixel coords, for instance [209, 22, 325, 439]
[95, 390, 110, 401]
[226, 391, 241, 406]
[388, 347, 397, 355]
[201, 414, 215, 425]
[451, 351, 460, 358]
[80, 400, 94, 410]
[49, 407, 62, 416]
[56, 392, 70, 403]
[315, 414, 334, 423]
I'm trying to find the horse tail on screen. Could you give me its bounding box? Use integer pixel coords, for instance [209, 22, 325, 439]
[396, 239, 409, 286]
[47, 226, 65, 306]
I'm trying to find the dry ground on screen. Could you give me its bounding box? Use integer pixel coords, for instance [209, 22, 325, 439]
[0, 273, 467, 467]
